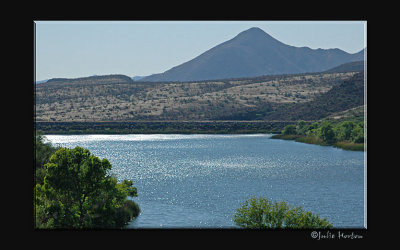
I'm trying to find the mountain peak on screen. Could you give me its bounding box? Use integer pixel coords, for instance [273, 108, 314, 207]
[236, 27, 268, 37]
[243, 27, 265, 33]
[232, 27, 281, 46]
[141, 27, 363, 82]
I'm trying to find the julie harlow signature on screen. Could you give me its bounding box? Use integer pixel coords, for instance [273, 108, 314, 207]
[311, 230, 364, 240]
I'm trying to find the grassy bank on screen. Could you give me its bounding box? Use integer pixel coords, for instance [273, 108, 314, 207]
[333, 141, 365, 151]
[270, 134, 364, 151]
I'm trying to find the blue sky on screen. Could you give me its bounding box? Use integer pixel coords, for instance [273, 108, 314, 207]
[35, 21, 366, 81]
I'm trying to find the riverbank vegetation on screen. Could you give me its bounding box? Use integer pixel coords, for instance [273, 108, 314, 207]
[271, 119, 364, 151]
[34, 133, 140, 229]
[233, 197, 332, 229]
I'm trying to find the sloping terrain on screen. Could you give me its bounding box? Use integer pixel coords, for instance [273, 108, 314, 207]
[325, 61, 365, 73]
[35, 70, 362, 122]
[256, 71, 365, 121]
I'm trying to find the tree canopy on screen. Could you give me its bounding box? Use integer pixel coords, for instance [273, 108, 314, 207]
[34, 146, 139, 229]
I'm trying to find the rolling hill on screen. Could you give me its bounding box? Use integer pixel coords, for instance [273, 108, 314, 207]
[35, 69, 363, 123]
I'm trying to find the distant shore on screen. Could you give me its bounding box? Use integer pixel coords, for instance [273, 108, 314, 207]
[270, 134, 364, 151]
[35, 121, 302, 135]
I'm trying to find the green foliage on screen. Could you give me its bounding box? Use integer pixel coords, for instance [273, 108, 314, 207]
[350, 124, 364, 143]
[35, 132, 58, 185]
[233, 197, 332, 229]
[276, 118, 364, 151]
[282, 124, 297, 135]
[34, 146, 140, 229]
[335, 121, 356, 141]
[319, 122, 337, 144]
[296, 120, 308, 135]
[305, 122, 320, 137]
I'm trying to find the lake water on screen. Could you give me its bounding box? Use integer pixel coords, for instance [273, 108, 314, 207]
[44, 134, 366, 229]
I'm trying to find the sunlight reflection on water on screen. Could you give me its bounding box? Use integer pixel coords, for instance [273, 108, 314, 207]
[45, 134, 365, 229]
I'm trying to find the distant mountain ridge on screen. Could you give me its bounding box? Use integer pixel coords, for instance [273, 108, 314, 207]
[35, 79, 49, 84]
[131, 76, 145, 81]
[41, 60, 363, 86]
[45, 74, 133, 85]
[142, 27, 364, 82]
[324, 60, 365, 73]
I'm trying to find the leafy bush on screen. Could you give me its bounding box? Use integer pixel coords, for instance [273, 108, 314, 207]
[233, 197, 332, 229]
[282, 124, 297, 135]
[350, 124, 364, 143]
[296, 120, 308, 135]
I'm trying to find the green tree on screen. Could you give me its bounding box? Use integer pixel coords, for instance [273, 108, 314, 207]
[336, 121, 355, 141]
[233, 197, 332, 229]
[350, 124, 364, 143]
[319, 122, 337, 144]
[282, 124, 297, 135]
[35, 132, 58, 185]
[34, 146, 139, 229]
[296, 120, 308, 135]
[306, 122, 320, 136]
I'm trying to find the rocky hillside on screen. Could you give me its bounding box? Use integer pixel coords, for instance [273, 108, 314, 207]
[35, 70, 363, 122]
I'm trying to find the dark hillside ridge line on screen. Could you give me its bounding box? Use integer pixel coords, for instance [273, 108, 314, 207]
[35, 121, 300, 135]
[324, 60, 365, 73]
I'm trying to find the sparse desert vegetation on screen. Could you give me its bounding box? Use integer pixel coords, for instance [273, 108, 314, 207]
[35, 72, 358, 122]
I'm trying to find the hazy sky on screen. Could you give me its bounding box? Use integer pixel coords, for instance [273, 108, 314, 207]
[35, 21, 366, 81]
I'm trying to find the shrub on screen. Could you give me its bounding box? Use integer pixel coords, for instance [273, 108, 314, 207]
[282, 124, 297, 135]
[350, 124, 364, 143]
[233, 197, 332, 229]
[296, 120, 308, 135]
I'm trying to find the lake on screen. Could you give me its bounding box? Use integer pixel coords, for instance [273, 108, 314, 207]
[44, 134, 366, 229]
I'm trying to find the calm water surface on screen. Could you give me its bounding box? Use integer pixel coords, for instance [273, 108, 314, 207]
[45, 134, 366, 229]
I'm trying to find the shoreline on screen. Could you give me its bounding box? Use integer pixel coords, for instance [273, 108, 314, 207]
[35, 121, 364, 151]
[270, 134, 364, 151]
[35, 121, 296, 135]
